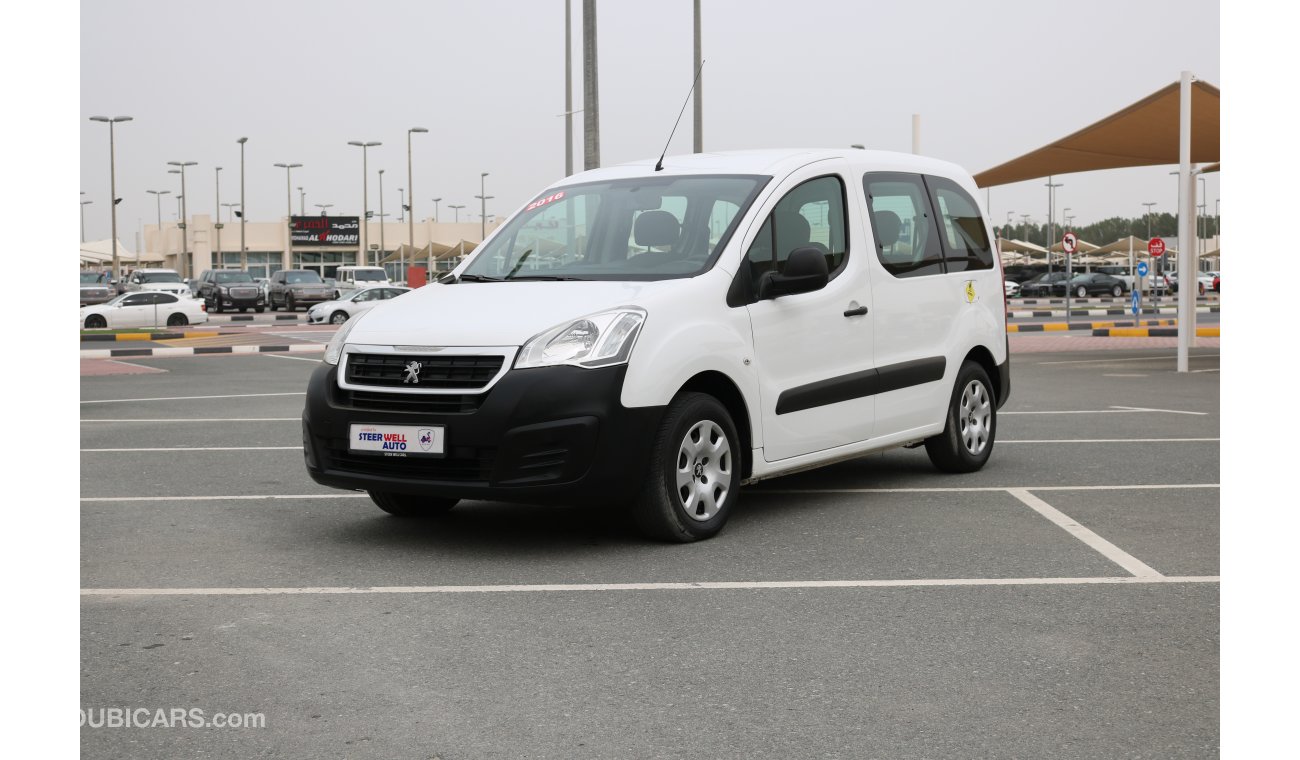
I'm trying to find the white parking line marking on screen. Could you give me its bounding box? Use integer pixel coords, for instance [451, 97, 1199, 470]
[1108, 405, 1209, 416]
[80, 575, 1219, 597]
[81, 484, 1220, 502]
[1037, 353, 1219, 366]
[105, 360, 167, 373]
[81, 392, 304, 404]
[81, 446, 301, 452]
[1190, 368, 1221, 373]
[1102, 373, 1149, 377]
[81, 418, 299, 423]
[262, 353, 323, 362]
[1007, 489, 1163, 578]
[1000, 438, 1218, 443]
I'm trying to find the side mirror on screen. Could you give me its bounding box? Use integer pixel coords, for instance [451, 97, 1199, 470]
[760, 246, 830, 299]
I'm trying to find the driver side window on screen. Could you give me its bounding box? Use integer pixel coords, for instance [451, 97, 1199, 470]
[744, 175, 849, 288]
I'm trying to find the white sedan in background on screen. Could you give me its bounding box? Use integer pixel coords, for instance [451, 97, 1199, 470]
[1004, 279, 1021, 298]
[307, 286, 412, 325]
[81, 291, 209, 329]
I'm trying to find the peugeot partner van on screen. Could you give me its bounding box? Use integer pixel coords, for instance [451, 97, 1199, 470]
[333, 266, 391, 299]
[303, 149, 1010, 542]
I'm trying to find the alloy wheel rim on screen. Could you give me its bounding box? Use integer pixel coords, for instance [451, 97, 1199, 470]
[675, 419, 731, 522]
[957, 380, 992, 456]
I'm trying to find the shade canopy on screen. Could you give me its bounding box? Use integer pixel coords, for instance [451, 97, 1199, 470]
[997, 238, 1049, 255]
[1090, 235, 1150, 255]
[1049, 238, 1100, 254]
[974, 79, 1220, 187]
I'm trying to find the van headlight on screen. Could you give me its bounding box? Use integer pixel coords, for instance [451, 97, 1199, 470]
[515, 307, 646, 369]
[324, 317, 359, 365]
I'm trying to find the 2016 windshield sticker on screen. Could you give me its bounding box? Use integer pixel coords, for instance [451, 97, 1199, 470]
[525, 191, 565, 212]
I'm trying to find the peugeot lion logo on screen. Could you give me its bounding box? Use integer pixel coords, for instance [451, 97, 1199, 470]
[403, 361, 423, 384]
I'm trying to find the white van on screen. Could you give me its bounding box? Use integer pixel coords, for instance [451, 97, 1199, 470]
[124, 268, 191, 298]
[303, 149, 1010, 541]
[332, 266, 390, 299]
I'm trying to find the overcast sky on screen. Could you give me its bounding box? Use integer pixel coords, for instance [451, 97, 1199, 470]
[80, 0, 1219, 244]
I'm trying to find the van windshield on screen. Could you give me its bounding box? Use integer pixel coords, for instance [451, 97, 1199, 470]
[459, 174, 768, 281]
[352, 269, 386, 281]
[139, 272, 182, 284]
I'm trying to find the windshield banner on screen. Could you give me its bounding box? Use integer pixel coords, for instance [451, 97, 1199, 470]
[291, 216, 361, 247]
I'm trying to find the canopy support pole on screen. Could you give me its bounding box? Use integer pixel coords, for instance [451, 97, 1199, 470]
[1177, 71, 1195, 372]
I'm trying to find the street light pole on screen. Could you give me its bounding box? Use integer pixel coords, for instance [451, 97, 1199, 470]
[222, 203, 240, 223]
[237, 137, 248, 270]
[274, 163, 302, 268]
[378, 169, 387, 265]
[1044, 177, 1062, 273]
[315, 203, 333, 216]
[1142, 202, 1157, 240]
[398, 189, 405, 223]
[348, 141, 381, 265]
[147, 190, 169, 262]
[406, 126, 428, 278]
[432, 198, 442, 224]
[449, 204, 465, 224]
[80, 195, 93, 244]
[299, 186, 306, 216]
[476, 172, 493, 241]
[90, 115, 132, 281]
[214, 166, 223, 265]
[167, 160, 197, 277]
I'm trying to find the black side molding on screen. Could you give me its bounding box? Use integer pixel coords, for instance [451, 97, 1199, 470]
[775, 357, 947, 416]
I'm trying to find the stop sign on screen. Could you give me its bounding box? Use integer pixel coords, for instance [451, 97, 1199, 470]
[1148, 237, 1166, 257]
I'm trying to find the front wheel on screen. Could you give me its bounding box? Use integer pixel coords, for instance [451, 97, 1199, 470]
[631, 392, 740, 542]
[85, 315, 107, 329]
[286, 294, 297, 312]
[924, 361, 997, 474]
[330, 310, 350, 325]
[1112, 284, 1123, 297]
[269, 297, 279, 312]
[1076, 286, 1088, 298]
[166, 313, 188, 327]
[369, 491, 459, 518]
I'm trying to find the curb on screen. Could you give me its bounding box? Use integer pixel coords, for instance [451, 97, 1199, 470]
[1090, 327, 1221, 338]
[82, 343, 326, 359]
[1013, 297, 1218, 306]
[82, 331, 213, 342]
[1008, 319, 1177, 333]
[211, 314, 306, 322]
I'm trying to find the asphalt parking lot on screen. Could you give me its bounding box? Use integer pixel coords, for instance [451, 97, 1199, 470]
[80, 348, 1220, 759]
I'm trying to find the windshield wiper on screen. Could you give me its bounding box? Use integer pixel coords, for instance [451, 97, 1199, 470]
[505, 275, 587, 281]
[454, 274, 504, 283]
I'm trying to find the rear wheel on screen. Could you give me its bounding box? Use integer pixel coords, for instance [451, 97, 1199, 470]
[166, 313, 188, 327]
[269, 296, 279, 312]
[1076, 285, 1088, 298]
[924, 361, 997, 473]
[330, 310, 350, 325]
[1112, 284, 1123, 297]
[84, 315, 107, 329]
[631, 392, 740, 542]
[368, 491, 459, 518]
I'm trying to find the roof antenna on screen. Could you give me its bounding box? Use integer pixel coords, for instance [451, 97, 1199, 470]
[655, 59, 705, 172]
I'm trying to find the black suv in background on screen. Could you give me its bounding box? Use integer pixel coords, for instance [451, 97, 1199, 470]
[269, 269, 334, 311]
[197, 269, 266, 313]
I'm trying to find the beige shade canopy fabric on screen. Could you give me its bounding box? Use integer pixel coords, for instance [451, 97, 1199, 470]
[1090, 235, 1151, 255]
[997, 238, 1049, 255]
[974, 79, 1220, 187]
[377, 240, 480, 265]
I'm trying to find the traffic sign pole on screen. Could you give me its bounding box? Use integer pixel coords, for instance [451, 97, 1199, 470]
[1062, 232, 1078, 328]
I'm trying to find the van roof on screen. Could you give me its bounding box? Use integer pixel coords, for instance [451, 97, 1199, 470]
[553, 149, 973, 188]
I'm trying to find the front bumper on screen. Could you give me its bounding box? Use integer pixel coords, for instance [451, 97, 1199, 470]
[302, 363, 665, 505]
[213, 291, 265, 308]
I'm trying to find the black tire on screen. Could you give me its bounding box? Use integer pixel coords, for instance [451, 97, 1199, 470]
[924, 361, 997, 474]
[631, 392, 741, 542]
[239, 307, 247, 313]
[1112, 284, 1123, 297]
[368, 491, 459, 518]
[213, 296, 224, 313]
[255, 306, 265, 313]
[166, 313, 188, 327]
[85, 315, 107, 329]
[269, 296, 279, 312]
[1076, 285, 1088, 298]
[287, 294, 297, 312]
[330, 310, 350, 325]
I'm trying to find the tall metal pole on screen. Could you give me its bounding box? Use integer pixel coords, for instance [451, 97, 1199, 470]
[238, 137, 248, 271]
[1176, 71, 1195, 372]
[349, 141, 380, 266]
[214, 167, 223, 265]
[147, 191, 168, 263]
[80, 196, 92, 244]
[398, 188, 405, 223]
[693, 0, 703, 153]
[299, 187, 306, 216]
[432, 198, 441, 223]
[90, 116, 132, 281]
[582, 0, 600, 170]
[911, 114, 920, 154]
[449, 204, 464, 223]
[378, 169, 386, 264]
[407, 127, 428, 278]
[168, 162, 195, 278]
[476, 173, 493, 241]
[565, 0, 574, 174]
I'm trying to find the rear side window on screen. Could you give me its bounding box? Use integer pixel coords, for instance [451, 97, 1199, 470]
[745, 175, 849, 285]
[927, 177, 993, 272]
[863, 173, 944, 278]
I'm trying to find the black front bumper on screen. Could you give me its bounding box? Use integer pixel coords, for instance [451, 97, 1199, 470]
[302, 363, 665, 505]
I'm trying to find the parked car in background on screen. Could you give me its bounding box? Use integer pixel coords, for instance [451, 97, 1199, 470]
[1002, 264, 1048, 284]
[1020, 272, 1068, 297]
[124, 268, 191, 298]
[1093, 265, 1135, 292]
[1212, 274, 1220, 292]
[1167, 270, 1214, 295]
[197, 269, 267, 313]
[307, 286, 412, 325]
[332, 266, 391, 299]
[268, 269, 334, 311]
[1003, 279, 1020, 298]
[80, 271, 115, 306]
[81, 291, 208, 329]
[1052, 272, 1127, 298]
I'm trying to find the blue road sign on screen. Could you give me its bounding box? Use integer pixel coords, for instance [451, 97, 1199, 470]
[1131, 288, 1140, 316]
[1137, 261, 1149, 278]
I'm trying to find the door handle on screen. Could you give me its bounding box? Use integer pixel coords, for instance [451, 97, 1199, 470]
[843, 306, 869, 317]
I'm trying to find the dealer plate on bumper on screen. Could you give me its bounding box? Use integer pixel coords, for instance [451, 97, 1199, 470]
[349, 424, 445, 457]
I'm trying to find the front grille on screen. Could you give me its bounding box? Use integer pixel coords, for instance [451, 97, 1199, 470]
[340, 389, 485, 414]
[345, 353, 504, 389]
[324, 438, 495, 482]
[227, 286, 259, 299]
